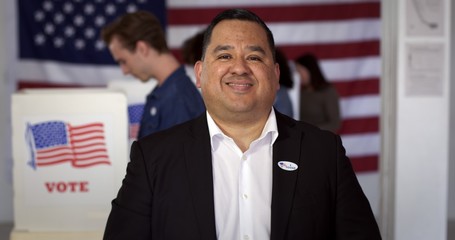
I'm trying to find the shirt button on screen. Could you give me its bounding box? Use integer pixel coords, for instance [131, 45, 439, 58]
[243, 194, 248, 199]
[150, 107, 157, 116]
[243, 235, 250, 240]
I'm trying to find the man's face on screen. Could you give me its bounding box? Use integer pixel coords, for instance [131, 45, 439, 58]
[108, 36, 149, 82]
[195, 20, 280, 120]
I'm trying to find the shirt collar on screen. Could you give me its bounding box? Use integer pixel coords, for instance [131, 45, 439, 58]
[206, 109, 279, 151]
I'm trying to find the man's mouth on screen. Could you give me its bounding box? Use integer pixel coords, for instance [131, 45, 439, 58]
[226, 82, 253, 87]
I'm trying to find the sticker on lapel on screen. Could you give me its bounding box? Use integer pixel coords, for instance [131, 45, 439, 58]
[278, 161, 298, 171]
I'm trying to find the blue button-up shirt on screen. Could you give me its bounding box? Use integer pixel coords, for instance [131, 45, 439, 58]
[138, 66, 205, 138]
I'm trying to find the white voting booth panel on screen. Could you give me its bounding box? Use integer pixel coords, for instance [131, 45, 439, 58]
[107, 78, 156, 104]
[11, 89, 129, 239]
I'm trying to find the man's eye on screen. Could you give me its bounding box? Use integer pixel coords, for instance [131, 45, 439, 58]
[217, 54, 231, 60]
[248, 56, 262, 61]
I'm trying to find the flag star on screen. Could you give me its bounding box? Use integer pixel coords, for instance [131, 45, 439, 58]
[95, 16, 106, 27]
[75, 39, 86, 49]
[105, 4, 116, 15]
[137, 0, 147, 3]
[34, 34, 46, 45]
[117, 0, 125, 3]
[63, 2, 74, 14]
[84, 28, 95, 39]
[54, 37, 65, 48]
[54, 13, 65, 24]
[43, 1, 53, 12]
[64, 26, 75, 37]
[34, 11, 45, 22]
[84, 4, 95, 15]
[95, 40, 105, 51]
[74, 15, 85, 26]
[126, 4, 138, 13]
[44, 23, 55, 35]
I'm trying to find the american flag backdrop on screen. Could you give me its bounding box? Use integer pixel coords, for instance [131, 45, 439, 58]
[11, 0, 381, 172]
[15, 0, 166, 88]
[26, 121, 110, 169]
[166, 0, 381, 172]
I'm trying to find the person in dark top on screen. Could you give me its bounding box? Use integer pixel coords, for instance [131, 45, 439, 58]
[273, 48, 294, 117]
[295, 53, 341, 132]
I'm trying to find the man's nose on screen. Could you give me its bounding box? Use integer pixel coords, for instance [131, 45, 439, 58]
[230, 58, 250, 75]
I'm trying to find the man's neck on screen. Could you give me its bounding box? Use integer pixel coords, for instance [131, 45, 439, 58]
[153, 53, 180, 85]
[211, 112, 270, 152]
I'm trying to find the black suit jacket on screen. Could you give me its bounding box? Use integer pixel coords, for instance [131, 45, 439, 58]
[104, 111, 381, 239]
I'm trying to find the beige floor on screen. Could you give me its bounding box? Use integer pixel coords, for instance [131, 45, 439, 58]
[1, 221, 455, 240]
[0, 224, 103, 240]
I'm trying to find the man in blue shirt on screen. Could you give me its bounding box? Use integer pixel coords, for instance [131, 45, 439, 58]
[102, 11, 205, 138]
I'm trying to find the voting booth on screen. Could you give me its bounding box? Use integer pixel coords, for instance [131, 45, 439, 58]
[10, 89, 129, 240]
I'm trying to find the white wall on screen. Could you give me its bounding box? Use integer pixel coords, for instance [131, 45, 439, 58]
[381, 0, 452, 239]
[449, 0, 455, 222]
[395, 0, 451, 237]
[0, 1, 14, 223]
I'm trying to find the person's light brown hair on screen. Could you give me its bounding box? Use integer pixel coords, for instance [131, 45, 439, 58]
[101, 10, 169, 53]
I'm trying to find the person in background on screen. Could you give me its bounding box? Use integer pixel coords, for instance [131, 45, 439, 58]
[103, 8, 381, 240]
[295, 53, 341, 132]
[101, 11, 205, 139]
[181, 29, 206, 85]
[273, 48, 294, 118]
[181, 29, 205, 66]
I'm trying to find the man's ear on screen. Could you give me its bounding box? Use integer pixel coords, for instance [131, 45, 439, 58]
[135, 41, 149, 56]
[194, 60, 203, 88]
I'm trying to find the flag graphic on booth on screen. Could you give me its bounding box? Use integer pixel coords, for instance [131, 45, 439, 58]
[127, 104, 144, 140]
[26, 121, 110, 169]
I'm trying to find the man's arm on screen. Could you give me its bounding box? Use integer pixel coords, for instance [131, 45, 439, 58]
[334, 135, 382, 239]
[104, 141, 153, 240]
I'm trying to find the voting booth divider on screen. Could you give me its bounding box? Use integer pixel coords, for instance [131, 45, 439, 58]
[10, 88, 131, 240]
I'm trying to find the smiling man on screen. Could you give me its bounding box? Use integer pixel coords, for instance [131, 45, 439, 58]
[103, 9, 381, 240]
[195, 18, 280, 152]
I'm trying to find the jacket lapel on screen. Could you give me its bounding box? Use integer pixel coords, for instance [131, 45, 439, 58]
[184, 115, 217, 239]
[270, 112, 303, 240]
[182, 113, 304, 239]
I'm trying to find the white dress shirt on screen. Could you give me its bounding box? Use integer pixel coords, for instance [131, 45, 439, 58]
[207, 109, 278, 240]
